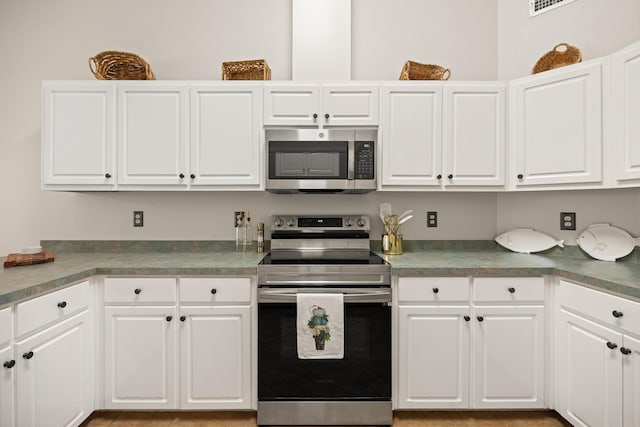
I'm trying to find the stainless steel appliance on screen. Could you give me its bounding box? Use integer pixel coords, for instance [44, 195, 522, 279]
[257, 215, 392, 426]
[265, 129, 377, 194]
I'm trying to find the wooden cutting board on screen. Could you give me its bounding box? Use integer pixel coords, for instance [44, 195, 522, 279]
[4, 250, 55, 268]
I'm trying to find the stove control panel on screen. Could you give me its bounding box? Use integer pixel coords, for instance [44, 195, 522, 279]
[271, 215, 370, 231]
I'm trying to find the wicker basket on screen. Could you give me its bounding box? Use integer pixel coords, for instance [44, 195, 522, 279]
[222, 59, 271, 80]
[532, 43, 582, 74]
[399, 60, 451, 80]
[89, 50, 155, 80]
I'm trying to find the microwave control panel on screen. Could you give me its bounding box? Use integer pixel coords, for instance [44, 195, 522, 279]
[354, 141, 375, 180]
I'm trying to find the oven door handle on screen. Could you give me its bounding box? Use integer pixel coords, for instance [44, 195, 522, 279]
[258, 288, 391, 303]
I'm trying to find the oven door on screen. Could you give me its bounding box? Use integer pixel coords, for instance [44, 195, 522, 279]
[258, 287, 391, 401]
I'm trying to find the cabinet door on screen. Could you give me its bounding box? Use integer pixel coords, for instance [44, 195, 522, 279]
[264, 84, 321, 126]
[555, 309, 623, 427]
[397, 306, 470, 409]
[623, 334, 640, 427]
[190, 85, 261, 187]
[443, 84, 505, 187]
[612, 40, 640, 182]
[104, 306, 177, 409]
[42, 82, 115, 187]
[473, 306, 545, 409]
[381, 84, 443, 187]
[179, 306, 251, 409]
[1, 345, 15, 427]
[117, 85, 189, 186]
[16, 311, 93, 427]
[322, 85, 379, 126]
[510, 60, 603, 187]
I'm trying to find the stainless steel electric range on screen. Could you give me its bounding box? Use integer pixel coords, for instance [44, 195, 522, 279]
[257, 215, 392, 426]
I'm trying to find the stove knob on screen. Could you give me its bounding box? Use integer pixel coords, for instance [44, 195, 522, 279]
[344, 218, 354, 227]
[357, 217, 367, 227]
[287, 218, 296, 227]
[274, 217, 284, 227]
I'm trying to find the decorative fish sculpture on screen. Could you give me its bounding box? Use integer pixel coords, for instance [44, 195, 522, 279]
[495, 228, 564, 254]
[577, 223, 640, 262]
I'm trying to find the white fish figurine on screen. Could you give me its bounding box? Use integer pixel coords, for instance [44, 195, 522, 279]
[495, 228, 564, 254]
[577, 223, 640, 262]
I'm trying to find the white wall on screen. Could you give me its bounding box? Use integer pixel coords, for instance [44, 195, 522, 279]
[497, 0, 640, 79]
[1, 0, 639, 256]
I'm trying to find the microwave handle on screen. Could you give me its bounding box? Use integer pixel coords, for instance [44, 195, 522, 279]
[347, 140, 355, 180]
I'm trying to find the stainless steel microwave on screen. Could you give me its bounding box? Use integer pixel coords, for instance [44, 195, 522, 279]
[265, 128, 377, 194]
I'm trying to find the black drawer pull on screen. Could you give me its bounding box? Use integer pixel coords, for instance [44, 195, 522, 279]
[180, 316, 186, 322]
[612, 310, 624, 318]
[464, 316, 471, 322]
[23, 351, 34, 360]
[621, 347, 632, 355]
[166, 316, 173, 322]
[105, 173, 112, 179]
[517, 174, 523, 179]
[324, 113, 330, 119]
[134, 288, 142, 295]
[607, 341, 618, 350]
[437, 174, 442, 180]
[477, 316, 484, 322]
[508, 287, 516, 294]
[190, 174, 196, 179]
[313, 113, 318, 119]
[432, 287, 439, 294]
[3, 360, 15, 369]
[57, 301, 67, 308]
[211, 288, 217, 295]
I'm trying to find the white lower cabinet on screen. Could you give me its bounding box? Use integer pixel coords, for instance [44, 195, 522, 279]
[16, 310, 93, 427]
[397, 276, 545, 410]
[555, 280, 640, 426]
[1, 344, 15, 427]
[103, 277, 253, 411]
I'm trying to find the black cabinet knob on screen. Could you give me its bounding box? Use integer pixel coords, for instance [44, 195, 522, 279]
[607, 341, 618, 350]
[324, 113, 330, 120]
[211, 288, 217, 295]
[437, 174, 442, 180]
[179, 173, 185, 179]
[612, 310, 624, 318]
[508, 287, 516, 294]
[134, 288, 142, 295]
[517, 174, 523, 179]
[57, 301, 67, 308]
[3, 360, 15, 369]
[166, 316, 173, 322]
[621, 347, 632, 355]
[180, 316, 186, 322]
[477, 316, 484, 322]
[313, 113, 318, 119]
[105, 173, 112, 179]
[432, 287, 439, 294]
[23, 351, 34, 360]
[464, 316, 471, 322]
[447, 174, 453, 179]
[190, 174, 196, 179]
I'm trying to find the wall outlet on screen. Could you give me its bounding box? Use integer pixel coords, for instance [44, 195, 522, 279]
[427, 211, 438, 228]
[560, 212, 576, 230]
[133, 211, 144, 227]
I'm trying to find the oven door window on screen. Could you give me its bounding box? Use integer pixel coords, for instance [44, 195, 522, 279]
[268, 141, 348, 179]
[258, 302, 391, 401]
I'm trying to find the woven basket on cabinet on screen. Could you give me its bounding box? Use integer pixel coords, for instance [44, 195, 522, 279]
[532, 43, 582, 74]
[89, 50, 155, 80]
[399, 60, 451, 80]
[222, 59, 271, 80]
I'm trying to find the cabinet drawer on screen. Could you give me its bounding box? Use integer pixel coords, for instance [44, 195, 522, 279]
[473, 277, 544, 302]
[398, 277, 470, 303]
[16, 281, 90, 337]
[0, 307, 11, 346]
[105, 277, 177, 303]
[559, 280, 640, 336]
[180, 277, 251, 303]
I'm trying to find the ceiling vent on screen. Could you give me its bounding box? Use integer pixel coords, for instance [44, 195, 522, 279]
[529, 0, 577, 16]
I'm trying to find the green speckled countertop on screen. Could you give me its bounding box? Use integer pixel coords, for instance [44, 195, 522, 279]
[1, 240, 640, 306]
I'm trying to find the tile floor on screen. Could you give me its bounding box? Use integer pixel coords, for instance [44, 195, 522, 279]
[81, 410, 573, 427]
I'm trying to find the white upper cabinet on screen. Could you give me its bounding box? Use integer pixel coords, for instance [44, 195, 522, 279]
[42, 82, 115, 188]
[117, 84, 189, 186]
[264, 83, 378, 126]
[443, 83, 506, 187]
[510, 60, 604, 188]
[612, 40, 640, 183]
[381, 83, 443, 187]
[190, 84, 262, 187]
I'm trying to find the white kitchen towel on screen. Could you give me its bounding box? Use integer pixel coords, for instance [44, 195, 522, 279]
[296, 293, 344, 359]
